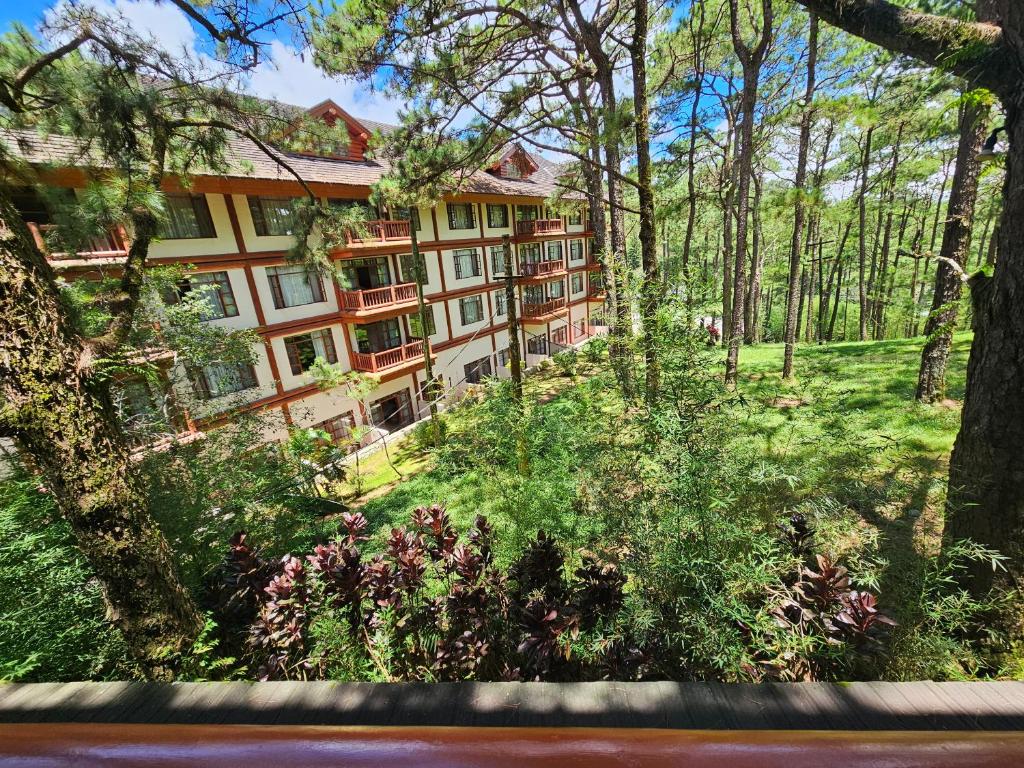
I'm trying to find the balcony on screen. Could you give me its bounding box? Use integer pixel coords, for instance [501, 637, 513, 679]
[519, 259, 566, 279]
[352, 340, 426, 374]
[522, 297, 567, 321]
[515, 218, 564, 236]
[27, 222, 129, 263]
[338, 282, 419, 320]
[344, 219, 412, 246]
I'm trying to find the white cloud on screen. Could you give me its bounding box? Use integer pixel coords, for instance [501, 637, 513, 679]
[243, 40, 402, 125]
[44, 0, 403, 127]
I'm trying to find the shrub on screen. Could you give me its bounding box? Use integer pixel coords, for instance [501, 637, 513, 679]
[553, 349, 578, 377]
[220, 505, 631, 681]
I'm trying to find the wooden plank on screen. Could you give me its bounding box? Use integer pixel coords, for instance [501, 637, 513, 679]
[2, 681, 1023, 729]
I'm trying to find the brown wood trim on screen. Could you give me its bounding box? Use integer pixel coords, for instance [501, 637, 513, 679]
[223, 195, 248, 254]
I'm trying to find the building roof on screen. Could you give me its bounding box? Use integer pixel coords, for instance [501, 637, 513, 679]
[0, 96, 581, 202]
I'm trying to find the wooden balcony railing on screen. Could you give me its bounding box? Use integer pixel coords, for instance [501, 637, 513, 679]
[346, 219, 412, 244]
[27, 222, 129, 260]
[352, 340, 425, 373]
[515, 218, 564, 236]
[338, 282, 418, 311]
[520, 259, 565, 277]
[522, 297, 567, 318]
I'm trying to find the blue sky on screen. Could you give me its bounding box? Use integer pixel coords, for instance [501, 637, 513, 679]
[1, 0, 404, 124]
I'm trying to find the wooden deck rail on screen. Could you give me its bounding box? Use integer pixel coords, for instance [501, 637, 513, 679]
[346, 219, 412, 244]
[520, 259, 565, 277]
[338, 283, 418, 311]
[1, 681, 1023, 730]
[515, 219, 564, 236]
[351, 340, 425, 373]
[522, 297, 567, 318]
[27, 222, 129, 260]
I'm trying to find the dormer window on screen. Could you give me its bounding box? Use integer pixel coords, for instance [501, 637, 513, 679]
[489, 145, 540, 180]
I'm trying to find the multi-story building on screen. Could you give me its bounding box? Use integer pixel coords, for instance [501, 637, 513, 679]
[4, 99, 607, 449]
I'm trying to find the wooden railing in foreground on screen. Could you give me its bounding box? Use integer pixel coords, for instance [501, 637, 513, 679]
[1, 681, 1022, 729]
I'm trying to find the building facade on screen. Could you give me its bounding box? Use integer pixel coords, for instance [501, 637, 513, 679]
[6, 99, 607, 449]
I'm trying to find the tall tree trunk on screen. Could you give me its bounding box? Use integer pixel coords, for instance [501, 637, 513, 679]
[0, 193, 202, 677]
[631, 0, 661, 404]
[724, 0, 773, 389]
[681, 3, 709, 306]
[745, 170, 765, 344]
[916, 101, 989, 402]
[784, 17, 818, 377]
[856, 126, 874, 341]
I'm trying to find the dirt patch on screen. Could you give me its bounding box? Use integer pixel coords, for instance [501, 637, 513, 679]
[936, 398, 961, 410]
[769, 396, 809, 409]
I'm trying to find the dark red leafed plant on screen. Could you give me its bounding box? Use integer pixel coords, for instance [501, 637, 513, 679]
[829, 590, 897, 649]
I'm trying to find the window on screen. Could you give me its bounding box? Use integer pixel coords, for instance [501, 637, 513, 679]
[516, 205, 540, 221]
[453, 248, 482, 279]
[370, 389, 414, 431]
[569, 239, 584, 261]
[396, 206, 421, 231]
[490, 245, 507, 276]
[487, 204, 509, 228]
[161, 194, 215, 239]
[551, 326, 567, 348]
[498, 348, 510, 367]
[571, 273, 583, 294]
[409, 307, 437, 339]
[176, 271, 239, 321]
[568, 209, 582, 226]
[548, 280, 565, 299]
[248, 196, 296, 236]
[340, 258, 390, 291]
[356, 319, 401, 353]
[447, 202, 476, 230]
[546, 241, 563, 261]
[494, 291, 507, 316]
[399, 252, 428, 283]
[193, 362, 258, 399]
[527, 335, 547, 355]
[284, 328, 338, 375]
[459, 295, 484, 325]
[524, 285, 544, 304]
[519, 242, 541, 265]
[267, 265, 325, 308]
[590, 273, 605, 293]
[464, 355, 493, 384]
[318, 412, 356, 445]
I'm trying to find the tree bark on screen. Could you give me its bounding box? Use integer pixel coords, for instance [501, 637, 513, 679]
[857, 126, 874, 341]
[0, 193, 202, 677]
[916, 101, 989, 402]
[724, 0, 773, 389]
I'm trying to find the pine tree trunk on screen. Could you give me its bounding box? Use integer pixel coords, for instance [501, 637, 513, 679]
[917, 102, 989, 402]
[0, 194, 202, 677]
[857, 127, 874, 341]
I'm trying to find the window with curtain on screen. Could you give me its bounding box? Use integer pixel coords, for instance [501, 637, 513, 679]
[161, 194, 216, 239]
[446, 202, 476, 230]
[490, 245, 506, 276]
[572, 273, 584, 294]
[569, 239, 584, 261]
[284, 328, 338, 374]
[193, 362, 257, 399]
[399, 253, 428, 283]
[453, 248, 481, 279]
[486, 204, 509, 228]
[459, 295, 484, 325]
[516, 205, 540, 221]
[546, 241, 563, 261]
[527, 335, 547, 355]
[248, 196, 297, 236]
[408, 307, 436, 339]
[176, 271, 238, 320]
[266, 265, 325, 308]
[551, 326, 567, 347]
[519, 242, 541, 264]
[524, 285, 544, 304]
[494, 291, 506, 316]
[318, 412, 356, 446]
[548, 280, 565, 299]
